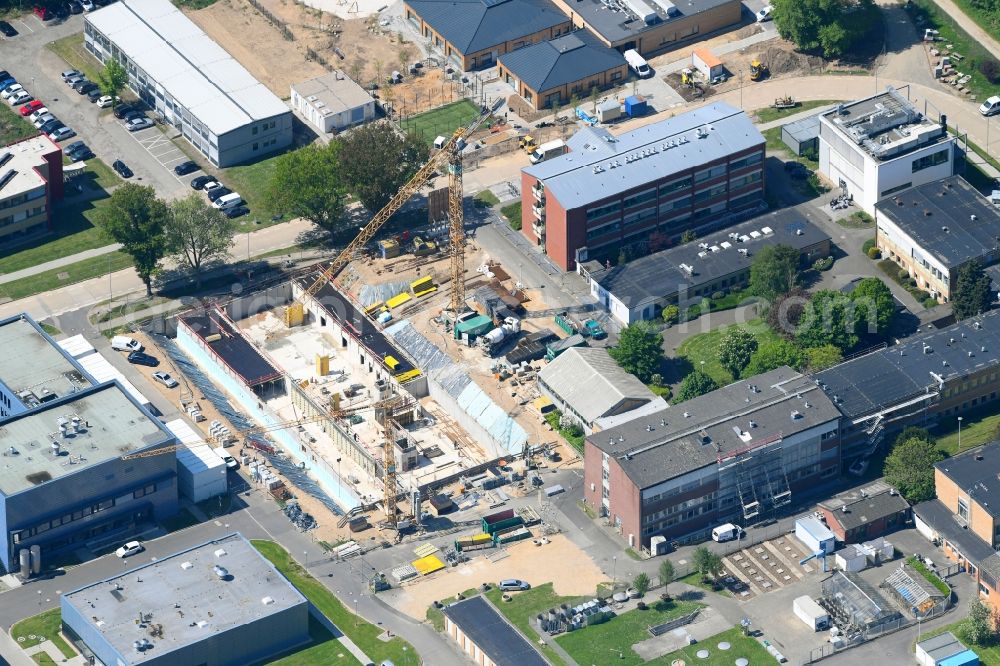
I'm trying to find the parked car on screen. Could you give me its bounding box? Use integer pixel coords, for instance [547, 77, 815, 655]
[53, 3, 69, 19]
[112, 159, 133, 178]
[66, 142, 93, 161]
[191, 175, 213, 190]
[32, 5, 51, 20]
[0, 72, 11, 82]
[8, 91, 32, 106]
[61, 69, 81, 81]
[115, 541, 143, 558]
[224, 205, 249, 219]
[214, 448, 239, 470]
[80, 0, 94, 9]
[49, 127, 76, 142]
[981, 96, 1000, 117]
[127, 351, 159, 367]
[76, 82, 98, 96]
[39, 119, 63, 133]
[0, 21, 18, 37]
[68, 1, 83, 14]
[72, 79, 94, 93]
[756, 5, 773, 21]
[111, 335, 142, 352]
[30, 107, 49, 122]
[206, 186, 232, 202]
[126, 117, 154, 131]
[1, 84, 24, 101]
[152, 371, 178, 388]
[19, 100, 43, 116]
[121, 110, 145, 122]
[113, 103, 135, 119]
[64, 75, 84, 88]
[203, 180, 223, 193]
[33, 115, 56, 129]
[0, 78, 17, 92]
[498, 579, 531, 591]
[86, 88, 102, 103]
[96, 95, 118, 108]
[173, 160, 198, 175]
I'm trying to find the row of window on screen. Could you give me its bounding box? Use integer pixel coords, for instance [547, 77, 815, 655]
[0, 206, 45, 228]
[12, 482, 157, 543]
[912, 149, 949, 173]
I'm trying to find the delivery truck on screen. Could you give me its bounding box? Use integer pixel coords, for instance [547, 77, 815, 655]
[528, 139, 568, 165]
[624, 49, 652, 78]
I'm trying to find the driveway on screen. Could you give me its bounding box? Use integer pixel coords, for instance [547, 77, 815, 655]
[0, 14, 189, 199]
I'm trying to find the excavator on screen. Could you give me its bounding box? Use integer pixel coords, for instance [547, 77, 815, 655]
[749, 59, 769, 82]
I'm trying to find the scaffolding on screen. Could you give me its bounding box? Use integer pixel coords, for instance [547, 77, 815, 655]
[717, 433, 792, 523]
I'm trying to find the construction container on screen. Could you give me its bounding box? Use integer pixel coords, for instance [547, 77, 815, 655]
[315, 354, 330, 376]
[493, 524, 532, 544]
[506, 341, 546, 366]
[596, 99, 622, 123]
[454, 533, 495, 552]
[692, 48, 725, 81]
[482, 508, 523, 535]
[546, 334, 586, 360]
[378, 238, 401, 258]
[835, 545, 867, 572]
[410, 275, 436, 296]
[624, 95, 648, 117]
[793, 596, 829, 631]
[175, 442, 227, 503]
[284, 302, 304, 327]
[796, 516, 836, 554]
[456, 314, 494, 337]
[554, 312, 578, 335]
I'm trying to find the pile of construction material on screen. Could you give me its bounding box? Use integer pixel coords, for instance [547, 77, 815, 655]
[283, 499, 317, 531]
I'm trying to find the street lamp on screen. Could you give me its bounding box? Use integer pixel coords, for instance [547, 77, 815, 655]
[958, 416, 964, 453]
[337, 457, 343, 497]
[611, 555, 617, 590]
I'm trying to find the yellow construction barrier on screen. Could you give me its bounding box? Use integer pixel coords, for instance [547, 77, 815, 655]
[410, 276, 434, 293]
[386, 292, 412, 309]
[395, 369, 422, 383]
[412, 554, 446, 575]
[365, 301, 386, 316]
[413, 285, 438, 298]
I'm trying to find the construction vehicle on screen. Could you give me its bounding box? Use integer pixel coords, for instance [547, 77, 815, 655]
[680, 68, 695, 86]
[518, 135, 537, 152]
[411, 236, 437, 257]
[750, 59, 768, 81]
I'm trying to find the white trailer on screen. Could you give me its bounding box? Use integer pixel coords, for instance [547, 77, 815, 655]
[793, 595, 829, 631]
[624, 49, 652, 78]
[596, 99, 622, 123]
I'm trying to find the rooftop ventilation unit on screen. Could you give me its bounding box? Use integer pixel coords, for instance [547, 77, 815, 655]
[791, 410, 802, 420]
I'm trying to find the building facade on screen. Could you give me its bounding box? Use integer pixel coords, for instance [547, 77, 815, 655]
[0, 135, 64, 247]
[85, 0, 292, 167]
[442, 596, 549, 666]
[522, 102, 765, 270]
[818, 87, 955, 214]
[290, 71, 376, 134]
[817, 485, 911, 543]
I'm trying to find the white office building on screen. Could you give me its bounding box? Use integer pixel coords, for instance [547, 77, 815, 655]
[818, 87, 955, 214]
[290, 71, 376, 134]
[85, 0, 292, 167]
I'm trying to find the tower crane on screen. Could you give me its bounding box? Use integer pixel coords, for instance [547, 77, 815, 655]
[286, 99, 502, 328]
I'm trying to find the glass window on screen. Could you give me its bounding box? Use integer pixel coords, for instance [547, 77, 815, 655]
[623, 187, 657, 209]
[694, 164, 726, 183]
[730, 152, 763, 170]
[586, 201, 621, 221]
[659, 177, 692, 197]
[912, 149, 949, 173]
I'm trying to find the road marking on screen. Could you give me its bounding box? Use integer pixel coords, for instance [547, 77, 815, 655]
[16, 19, 33, 34]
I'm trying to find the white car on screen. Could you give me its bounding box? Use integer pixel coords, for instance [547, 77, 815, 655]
[8, 91, 31, 106]
[1, 84, 23, 101]
[152, 371, 178, 388]
[756, 5, 773, 21]
[202, 180, 223, 193]
[981, 95, 1000, 116]
[214, 448, 239, 470]
[115, 541, 143, 558]
[32, 114, 55, 129]
[29, 107, 49, 122]
[96, 95, 118, 108]
[80, 0, 94, 10]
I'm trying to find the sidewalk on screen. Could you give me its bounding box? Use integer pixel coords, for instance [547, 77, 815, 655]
[0, 243, 123, 285]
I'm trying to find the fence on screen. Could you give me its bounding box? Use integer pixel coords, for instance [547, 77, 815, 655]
[248, 0, 294, 40]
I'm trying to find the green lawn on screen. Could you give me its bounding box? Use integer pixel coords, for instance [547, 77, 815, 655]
[675, 319, 782, 386]
[919, 620, 1000, 666]
[501, 201, 522, 231]
[474, 189, 500, 208]
[0, 250, 133, 302]
[400, 99, 479, 146]
[935, 403, 1000, 455]
[485, 583, 590, 666]
[544, 410, 585, 452]
[654, 626, 775, 665]
[32, 654, 57, 665]
[426, 588, 480, 631]
[11, 609, 76, 659]
[267, 614, 362, 666]
[676, 571, 730, 597]
[39, 323, 60, 336]
[222, 152, 288, 229]
[754, 99, 839, 124]
[252, 540, 416, 665]
[555, 599, 702, 666]
[0, 101, 38, 146]
[45, 33, 104, 83]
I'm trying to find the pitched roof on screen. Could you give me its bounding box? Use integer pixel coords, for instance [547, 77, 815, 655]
[819, 488, 911, 532]
[498, 32, 625, 93]
[404, 0, 568, 54]
[538, 347, 655, 423]
[441, 596, 548, 666]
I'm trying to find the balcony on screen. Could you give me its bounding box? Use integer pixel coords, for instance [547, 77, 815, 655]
[532, 183, 544, 201]
[532, 222, 545, 239]
[532, 204, 545, 220]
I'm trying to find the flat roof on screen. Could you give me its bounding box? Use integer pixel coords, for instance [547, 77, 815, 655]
[588, 368, 840, 488]
[291, 71, 374, 115]
[569, 0, 736, 45]
[587, 208, 829, 309]
[525, 102, 763, 210]
[179, 311, 283, 387]
[0, 384, 171, 496]
[936, 440, 1000, 517]
[63, 533, 307, 662]
[875, 176, 1000, 270]
[783, 114, 821, 143]
[86, 0, 289, 136]
[0, 135, 60, 199]
[913, 499, 998, 563]
[498, 32, 625, 93]
[0, 315, 94, 412]
[821, 88, 949, 162]
[813, 309, 1000, 420]
[538, 347, 655, 423]
[441, 596, 549, 666]
[818, 481, 911, 530]
[404, 0, 568, 54]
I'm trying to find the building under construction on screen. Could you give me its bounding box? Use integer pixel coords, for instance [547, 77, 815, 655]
[583, 367, 842, 549]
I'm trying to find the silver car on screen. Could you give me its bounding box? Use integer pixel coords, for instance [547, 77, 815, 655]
[152, 371, 178, 388]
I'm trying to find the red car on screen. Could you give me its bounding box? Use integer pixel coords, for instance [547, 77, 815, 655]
[19, 100, 43, 116]
[32, 5, 51, 19]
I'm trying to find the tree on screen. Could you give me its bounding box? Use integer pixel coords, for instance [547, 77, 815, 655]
[765, 288, 809, 338]
[589, 85, 599, 113]
[97, 58, 127, 107]
[849, 277, 895, 339]
[96, 184, 168, 296]
[744, 338, 804, 376]
[896, 426, 933, 448]
[952, 259, 993, 320]
[632, 572, 650, 596]
[884, 436, 945, 503]
[796, 290, 860, 352]
[336, 122, 430, 214]
[397, 46, 414, 76]
[965, 599, 993, 645]
[608, 321, 663, 383]
[804, 344, 843, 371]
[264, 143, 347, 234]
[659, 559, 675, 597]
[164, 195, 237, 289]
[718, 327, 758, 379]
[680, 229, 698, 244]
[662, 305, 679, 327]
[692, 546, 723, 581]
[676, 370, 719, 402]
[748, 244, 801, 302]
[772, 0, 878, 59]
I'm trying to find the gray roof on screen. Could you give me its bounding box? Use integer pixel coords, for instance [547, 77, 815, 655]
[917, 632, 967, 663]
[588, 208, 830, 309]
[936, 440, 1000, 517]
[404, 0, 568, 54]
[813, 309, 1000, 421]
[875, 176, 1000, 270]
[588, 368, 841, 488]
[538, 347, 656, 423]
[498, 32, 625, 93]
[819, 488, 910, 532]
[524, 102, 763, 210]
[568, 0, 736, 45]
[441, 596, 548, 666]
[782, 114, 821, 143]
[986, 263, 1000, 295]
[913, 499, 998, 563]
[291, 70, 375, 114]
[63, 533, 307, 663]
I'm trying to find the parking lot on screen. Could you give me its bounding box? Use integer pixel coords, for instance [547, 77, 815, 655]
[128, 125, 207, 186]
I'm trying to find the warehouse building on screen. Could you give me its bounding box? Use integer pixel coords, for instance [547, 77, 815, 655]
[818, 87, 954, 214]
[580, 209, 831, 324]
[442, 596, 549, 666]
[85, 0, 292, 167]
[537, 346, 659, 432]
[62, 532, 310, 666]
[290, 71, 376, 134]
[404, 0, 572, 71]
[497, 32, 627, 110]
[522, 102, 766, 270]
[0, 135, 65, 247]
[875, 176, 1000, 303]
[583, 367, 841, 547]
[0, 314, 178, 572]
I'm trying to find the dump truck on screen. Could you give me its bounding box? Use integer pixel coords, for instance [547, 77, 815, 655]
[584, 319, 606, 339]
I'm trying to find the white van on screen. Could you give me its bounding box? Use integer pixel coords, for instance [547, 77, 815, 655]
[111, 335, 143, 352]
[212, 192, 243, 210]
[624, 49, 652, 78]
[711, 523, 741, 542]
[528, 139, 568, 165]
